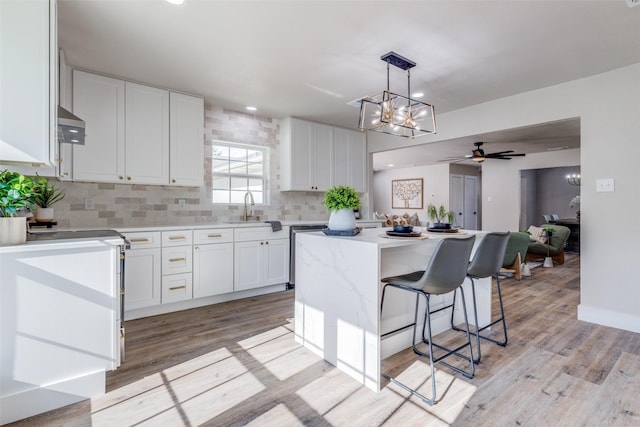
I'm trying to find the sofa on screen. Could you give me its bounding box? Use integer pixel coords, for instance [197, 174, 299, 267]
[524, 224, 571, 265]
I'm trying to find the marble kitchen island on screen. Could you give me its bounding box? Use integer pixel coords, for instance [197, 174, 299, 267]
[294, 228, 490, 391]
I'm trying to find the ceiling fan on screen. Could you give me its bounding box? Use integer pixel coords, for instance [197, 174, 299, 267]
[439, 142, 526, 163]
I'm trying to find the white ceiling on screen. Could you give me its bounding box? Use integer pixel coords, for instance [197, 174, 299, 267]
[57, 0, 640, 169]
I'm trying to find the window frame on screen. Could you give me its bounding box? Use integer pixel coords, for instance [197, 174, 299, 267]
[211, 140, 269, 205]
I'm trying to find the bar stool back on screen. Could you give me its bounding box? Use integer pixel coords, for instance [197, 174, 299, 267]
[452, 231, 510, 363]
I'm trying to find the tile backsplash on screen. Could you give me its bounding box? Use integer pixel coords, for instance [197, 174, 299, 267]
[38, 103, 367, 228]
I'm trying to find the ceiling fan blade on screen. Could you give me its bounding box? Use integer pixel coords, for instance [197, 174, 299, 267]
[487, 150, 514, 156]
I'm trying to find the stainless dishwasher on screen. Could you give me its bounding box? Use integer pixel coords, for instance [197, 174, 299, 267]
[288, 224, 326, 288]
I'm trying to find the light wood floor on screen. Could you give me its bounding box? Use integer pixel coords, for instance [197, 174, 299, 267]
[6, 254, 640, 426]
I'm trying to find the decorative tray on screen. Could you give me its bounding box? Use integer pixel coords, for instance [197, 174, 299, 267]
[426, 228, 459, 233]
[386, 230, 422, 238]
[322, 227, 360, 236]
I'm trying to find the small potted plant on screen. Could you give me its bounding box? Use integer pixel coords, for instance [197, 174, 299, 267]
[427, 203, 455, 229]
[32, 176, 65, 222]
[0, 170, 38, 245]
[323, 185, 361, 231]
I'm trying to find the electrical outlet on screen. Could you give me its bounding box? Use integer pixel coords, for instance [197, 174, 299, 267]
[178, 199, 186, 208]
[84, 198, 95, 210]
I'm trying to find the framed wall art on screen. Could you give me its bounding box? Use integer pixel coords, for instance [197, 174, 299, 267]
[392, 178, 423, 209]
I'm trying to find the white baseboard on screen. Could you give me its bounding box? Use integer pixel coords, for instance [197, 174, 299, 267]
[0, 370, 104, 425]
[577, 304, 640, 334]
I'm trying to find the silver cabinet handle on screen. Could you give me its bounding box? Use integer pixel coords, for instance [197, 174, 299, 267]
[207, 234, 222, 238]
[130, 238, 150, 243]
[169, 286, 186, 291]
[169, 257, 186, 262]
[169, 236, 187, 241]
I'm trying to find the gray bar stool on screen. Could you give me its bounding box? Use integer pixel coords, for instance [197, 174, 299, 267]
[451, 231, 510, 364]
[380, 235, 476, 405]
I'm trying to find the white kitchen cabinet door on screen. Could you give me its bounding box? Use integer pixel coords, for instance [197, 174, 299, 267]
[124, 247, 161, 311]
[281, 118, 333, 191]
[0, 0, 55, 167]
[169, 92, 204, 186]
[72, 70, 125, 182]
[234, 241, 262, 291]
[125, 82, 169, 184]
[234, 238, 289, 291]
[333, 127, 367, 192]
[193, 242, 234, 298]
[263, 238, 290, 286]
[161, 245, 192, 275]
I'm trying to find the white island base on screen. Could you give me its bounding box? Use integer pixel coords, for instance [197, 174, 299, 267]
[294, 228, 491, 392]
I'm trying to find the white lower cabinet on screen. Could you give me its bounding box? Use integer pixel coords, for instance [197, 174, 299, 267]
[123, 232, 161, 310]
[123, 226, 289, 318]
[234, 227, 290, 291]
[162, 273, 193, 304]
[193, 242, 234, 297]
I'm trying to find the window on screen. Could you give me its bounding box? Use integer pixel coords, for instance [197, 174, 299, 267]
[211, 141, 268, 204]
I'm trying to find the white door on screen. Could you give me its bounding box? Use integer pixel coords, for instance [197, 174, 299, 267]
[125, 82, 169, 184]
[72, 70, 125, 182]
[124, 248, 161, 311]
[463, 175, 479, 230]
[170, 92, 204, 186]
[193, 243, 234, 298]
[264, 239, 289, 286]
[234, 241, 262, 291]
[450, 174, 464, 227]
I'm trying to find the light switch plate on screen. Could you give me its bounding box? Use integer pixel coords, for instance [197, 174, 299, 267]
[596, 178, 614, 192]
[84, 198, 94, 210]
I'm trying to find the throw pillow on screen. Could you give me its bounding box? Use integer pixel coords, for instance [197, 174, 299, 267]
[527, 225, 544, 243]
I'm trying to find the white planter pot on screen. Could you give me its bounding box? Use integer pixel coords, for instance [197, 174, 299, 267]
[35, 206, 54, 222]
[0, 217, 27, 245]
[328, 209, 356, 231]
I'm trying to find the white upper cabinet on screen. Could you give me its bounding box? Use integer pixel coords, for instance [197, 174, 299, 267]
[169, 92, 204, 186]
[333, 127, 367, 192]
[72, 70, 125, 182]
[0, 0, 56, 168]
[280, 118, 334, 191]
[125, 82, 169, 184]
[71, 70, 203, 186]
[280, 117, 367, 192]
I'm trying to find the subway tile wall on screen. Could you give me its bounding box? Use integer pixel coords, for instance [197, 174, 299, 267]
[42, 104, 367, 228]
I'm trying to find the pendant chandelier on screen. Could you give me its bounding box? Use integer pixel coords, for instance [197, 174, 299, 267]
[358, 52, 436, 138]
[567, 173, 581, 186]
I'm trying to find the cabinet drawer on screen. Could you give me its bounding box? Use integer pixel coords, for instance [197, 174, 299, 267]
[193, 228, 234, 244]
[162, 273, 192, 303]
[234, 226, 290, 242]
[162, 246, 193, 274]
[123, 231, 161, 249]
[162, 230, 193, 246]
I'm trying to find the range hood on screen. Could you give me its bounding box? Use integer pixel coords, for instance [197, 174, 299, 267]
[57, 106, 85, 145]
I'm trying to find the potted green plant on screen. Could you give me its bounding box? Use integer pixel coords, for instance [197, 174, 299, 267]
[427, 203, 455, 229]
[323, 185, 361, 230]
[32, 176, 65, 222]
[0, 170, 38, 245]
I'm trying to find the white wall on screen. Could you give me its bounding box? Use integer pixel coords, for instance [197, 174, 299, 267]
[373, 163, 450, 225]
[368, 63, 640, 334]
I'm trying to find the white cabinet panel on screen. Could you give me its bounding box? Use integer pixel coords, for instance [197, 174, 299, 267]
[162, 273, 193, 303]
[161, 230, 193, 247]
[125, 247, 161, 310]
[125, 82, 169, 184]
[0, 0, 55, 167]
[333, 127, 367, 192]
[170, 92, 204, 186]
[193, 242, 234, 298]
[161, 246, 192, 275]
[234, 236, 289, 291]
[281, 118, 333, 191]
[72, 70, 125, 182]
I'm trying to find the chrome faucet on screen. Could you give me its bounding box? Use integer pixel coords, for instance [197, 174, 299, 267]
[243, 191, 255, 221]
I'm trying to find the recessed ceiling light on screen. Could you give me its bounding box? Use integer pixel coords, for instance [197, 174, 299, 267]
[412, 92, 424, 98]
[387, 164, 394, 168]
[246, 106, 257, 111]
[166, 0, 184, 5]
